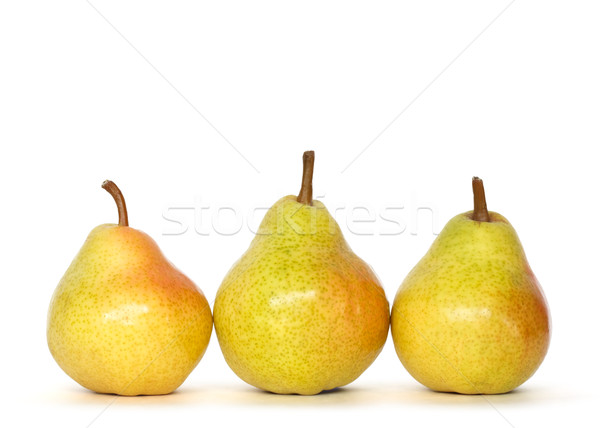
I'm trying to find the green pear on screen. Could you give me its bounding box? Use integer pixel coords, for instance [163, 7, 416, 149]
[47, 181, 213, 396]
[213, 151, 390, 395]
[391, 177, 550, 394]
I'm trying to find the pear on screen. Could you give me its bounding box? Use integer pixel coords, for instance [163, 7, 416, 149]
[391, 177, 550, 394]
[213, 151, 390, 395]
[47, 180, 212, 396]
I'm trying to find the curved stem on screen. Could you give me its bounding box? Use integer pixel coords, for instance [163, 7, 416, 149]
[297, 151, 315, 205]
[472, 177, 490, 222]
[101, 180, 129, 226]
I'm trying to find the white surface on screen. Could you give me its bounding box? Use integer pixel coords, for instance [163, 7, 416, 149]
[1, 1, 598, 427]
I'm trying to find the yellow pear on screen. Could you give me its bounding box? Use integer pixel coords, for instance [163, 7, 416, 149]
[391, 177, 550, 394]
[213, 151, 390, 395]
[47, 181, 212, 396]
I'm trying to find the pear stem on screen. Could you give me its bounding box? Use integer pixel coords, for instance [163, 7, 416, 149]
[472, 177, 490, 222]
[102, 180, 129, 227]
[297, 151, 315, 205]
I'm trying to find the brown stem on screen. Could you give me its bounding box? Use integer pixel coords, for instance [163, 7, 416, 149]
[472, 177, 490, 222]
[101, 180, 129, 226]
[297, 151, 315, 205]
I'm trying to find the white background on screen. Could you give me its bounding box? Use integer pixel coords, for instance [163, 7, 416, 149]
[1, 1, 598, 427]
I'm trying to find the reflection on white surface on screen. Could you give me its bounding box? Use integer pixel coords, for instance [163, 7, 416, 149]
[40, 381, 572, 407]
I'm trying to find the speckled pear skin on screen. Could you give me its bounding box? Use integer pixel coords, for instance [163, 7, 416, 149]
[213, 195, 390, 395]
[47, 224, 213, 396]
[391, 211, 550, 394]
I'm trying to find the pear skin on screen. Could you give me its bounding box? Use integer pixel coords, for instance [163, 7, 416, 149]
[391, 178, 550, 394]
[47, 181, 212, 396]
[213, 152, 390, 395]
